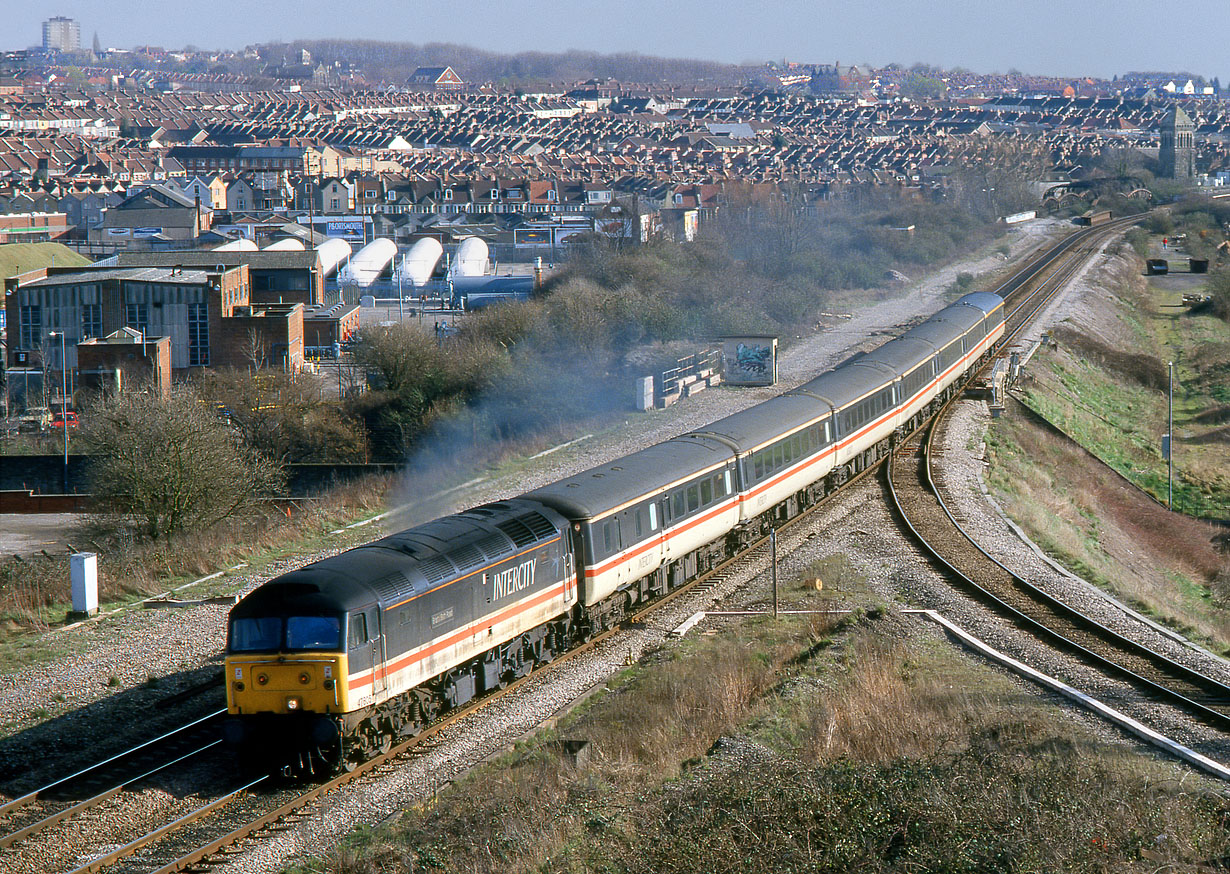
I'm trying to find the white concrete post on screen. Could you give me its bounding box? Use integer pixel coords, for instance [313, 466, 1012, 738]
[635, 376, 654, 411]
[70, 552, 98, 617]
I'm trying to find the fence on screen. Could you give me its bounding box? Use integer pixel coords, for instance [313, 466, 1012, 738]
[658, 349, 723, 406]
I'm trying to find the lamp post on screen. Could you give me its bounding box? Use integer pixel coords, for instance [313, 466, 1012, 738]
[49, 331, 68, 492]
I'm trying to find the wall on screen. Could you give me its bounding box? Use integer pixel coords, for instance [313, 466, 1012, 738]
[0, 455, 397, 498]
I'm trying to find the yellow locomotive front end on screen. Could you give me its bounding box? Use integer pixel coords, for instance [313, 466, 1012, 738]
[226, 652, 348, 716]
[222, 608, 355, 772]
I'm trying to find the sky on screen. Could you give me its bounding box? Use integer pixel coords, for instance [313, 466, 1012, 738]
[2, 0, 1226, 84]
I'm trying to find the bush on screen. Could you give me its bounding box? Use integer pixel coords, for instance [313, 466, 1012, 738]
[81, 386, 284, 540]
[1124, 227, 1150, 257]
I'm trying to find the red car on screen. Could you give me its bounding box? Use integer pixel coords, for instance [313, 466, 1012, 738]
[50, 411, 79, 429]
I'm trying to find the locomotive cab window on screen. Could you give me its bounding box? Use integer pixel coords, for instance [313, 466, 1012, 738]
[230, 616, 281, 653]
[287, 615, 341, 651]
[349, 613, 369, 649]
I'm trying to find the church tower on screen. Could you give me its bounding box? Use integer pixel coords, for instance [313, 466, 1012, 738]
[1160, 105, 1195, 178]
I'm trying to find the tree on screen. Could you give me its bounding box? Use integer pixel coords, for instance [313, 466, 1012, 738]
[946, 134, 1049, 219]
[82, 386, 284, 540]
[199, 369, 368, 463]
[900, 72, 946, 101]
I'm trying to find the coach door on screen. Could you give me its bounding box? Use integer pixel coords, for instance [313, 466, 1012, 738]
[659, 495, 675, 560]
[348, 609, 386, 698]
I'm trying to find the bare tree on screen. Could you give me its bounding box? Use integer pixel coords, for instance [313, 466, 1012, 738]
[241, 327, 268, 372]
[947, 134, 1050, 219]
[81, 385, 284, 540]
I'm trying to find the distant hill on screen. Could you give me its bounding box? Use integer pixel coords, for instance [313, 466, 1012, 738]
[283, 39, 753, 87]
[0, 243, 91, 280]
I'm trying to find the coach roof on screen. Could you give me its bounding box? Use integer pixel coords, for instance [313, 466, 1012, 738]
[524, 438, 734, 520]
[688, 393, 835, 453]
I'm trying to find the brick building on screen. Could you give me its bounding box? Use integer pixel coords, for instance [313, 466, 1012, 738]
[115, 250, 325, 306]
[5, 262, 305, 380]
[77, 328, 172, 395]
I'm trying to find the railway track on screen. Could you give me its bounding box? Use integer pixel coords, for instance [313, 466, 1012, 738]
[16, 219, 1151, 873]
[887, 215, 1230, 734]
[0, 710, 228, 853]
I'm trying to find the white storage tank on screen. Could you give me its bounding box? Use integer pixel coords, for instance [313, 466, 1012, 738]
[448, 236, 489, 279]
[263, 238, 306, 251]
[396, 238, 443, 287]
[338, 237, 397, 287]
[214, 238, 258, 251]
[316, 237, 353, 278]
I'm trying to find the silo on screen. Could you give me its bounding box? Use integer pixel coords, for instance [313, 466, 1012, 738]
[316, 237, 353, 278]
[338, 238, 397, 287]
[263, 238, 306, 251]
[214, 238, 258, 251]
[448, 236, 489, 278]
[396, 238, 444, 286]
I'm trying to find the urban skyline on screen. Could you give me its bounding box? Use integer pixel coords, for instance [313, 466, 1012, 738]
[2, 1, 1228, 85]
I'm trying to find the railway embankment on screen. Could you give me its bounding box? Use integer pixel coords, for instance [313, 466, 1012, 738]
[982, 240, 1230, 653]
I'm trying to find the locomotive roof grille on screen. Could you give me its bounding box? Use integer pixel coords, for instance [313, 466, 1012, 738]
[520, 512, 557, 540]
[417, 553, 456, 584]
[496, 517, 537, 548]
[475, 531, 512, 559]
[370, 572, 410, 602]
[450, 542, 485, 571]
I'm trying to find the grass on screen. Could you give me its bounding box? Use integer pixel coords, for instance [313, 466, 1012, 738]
[984, 408, 1230, 650]
[0, 241, 90, 279]
[1015, 253, 1230, 520]
[989, 236, 1230, 648]
[283, 602, 1230, 874]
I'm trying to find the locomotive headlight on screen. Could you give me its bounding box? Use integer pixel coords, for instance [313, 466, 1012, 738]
[299, 671, 311, 685]
[256, 673, 269, 686]
[286, 696, 301, 711]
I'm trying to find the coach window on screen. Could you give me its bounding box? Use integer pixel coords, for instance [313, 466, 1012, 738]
[349, 613, 369, 649]
[603, 520, 615, 554]
[700, 478, 712, 505]
[824, 420, 832, 443]
[687, 484, 699, 512]
[724, 470, 733, 495]
[648, 503, 658, 531]
[673, 490, 685, 518]
[753, 452, 764, 479]
[792, 433, 802, 457]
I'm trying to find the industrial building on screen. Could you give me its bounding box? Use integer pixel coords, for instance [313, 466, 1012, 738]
[3, 262, 308, 400]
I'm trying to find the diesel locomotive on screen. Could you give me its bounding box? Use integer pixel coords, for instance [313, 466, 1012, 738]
[224, 292, 1006, 773]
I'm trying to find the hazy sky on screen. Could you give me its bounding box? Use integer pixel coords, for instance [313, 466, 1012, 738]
[3, 1, 1226, 83]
